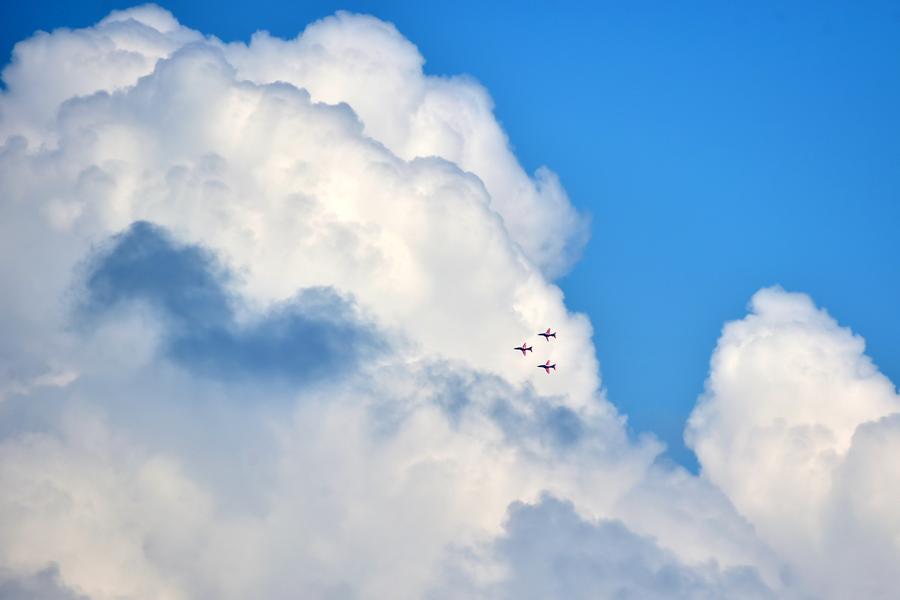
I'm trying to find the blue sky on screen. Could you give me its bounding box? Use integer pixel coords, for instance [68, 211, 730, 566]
[4, 1, 899, 470]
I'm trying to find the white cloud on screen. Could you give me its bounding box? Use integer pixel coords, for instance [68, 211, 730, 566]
[0, 5, 898, 599]
[2, 25, 597, 408]
[688, 287, 900, 598]
[221, 12, 589, 278]
[0, 6, 200, 145]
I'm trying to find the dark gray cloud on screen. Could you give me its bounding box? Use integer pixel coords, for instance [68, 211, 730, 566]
[473, 495, 775, 600]
[396, 361, 589, 450]
[0, 566, 87, 600]
[82, 221, 385, 384]
[488, 398, 586, 449]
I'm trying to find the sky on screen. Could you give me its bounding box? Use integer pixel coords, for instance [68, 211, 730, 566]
[5, 0, 898, 468]
[2, 2, 900, 598]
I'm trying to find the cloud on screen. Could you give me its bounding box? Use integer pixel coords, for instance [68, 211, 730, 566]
[0, 6, 586, 279]
[222, 12, 590, 279]
[82, 220, 385, 384]
[0, 4, 898, 599]
[439, 495, 775, 600]
[0, 25, 601, 407]
[84, 221, 232, 330]
[687, 286, 900, 598]
[0, 565, 87, 600]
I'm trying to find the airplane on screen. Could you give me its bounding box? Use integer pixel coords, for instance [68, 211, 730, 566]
[538, 328, 557, 341]
[514, 341, 533, 356]
[537, 359, 557, 374]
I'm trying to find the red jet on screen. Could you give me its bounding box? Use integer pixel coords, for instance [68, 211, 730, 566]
[537, 360, 557, 374]
[538, 328, 557, 341]
[514, 341, 534, 356]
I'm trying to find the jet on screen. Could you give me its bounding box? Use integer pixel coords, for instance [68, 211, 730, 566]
[537, 359, 557, 374]
[514, 341, 534, 356]
[538, 328, 557, 341]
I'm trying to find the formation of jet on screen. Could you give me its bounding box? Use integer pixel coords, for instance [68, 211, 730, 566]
[514, 341, 533, 356]
[512, 327, 558, 374]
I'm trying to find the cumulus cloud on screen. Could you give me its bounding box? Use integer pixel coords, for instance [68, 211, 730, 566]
[688, 287, 900, 598]
[436, 495, 775, 600]
[0, 4, 898, 599]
